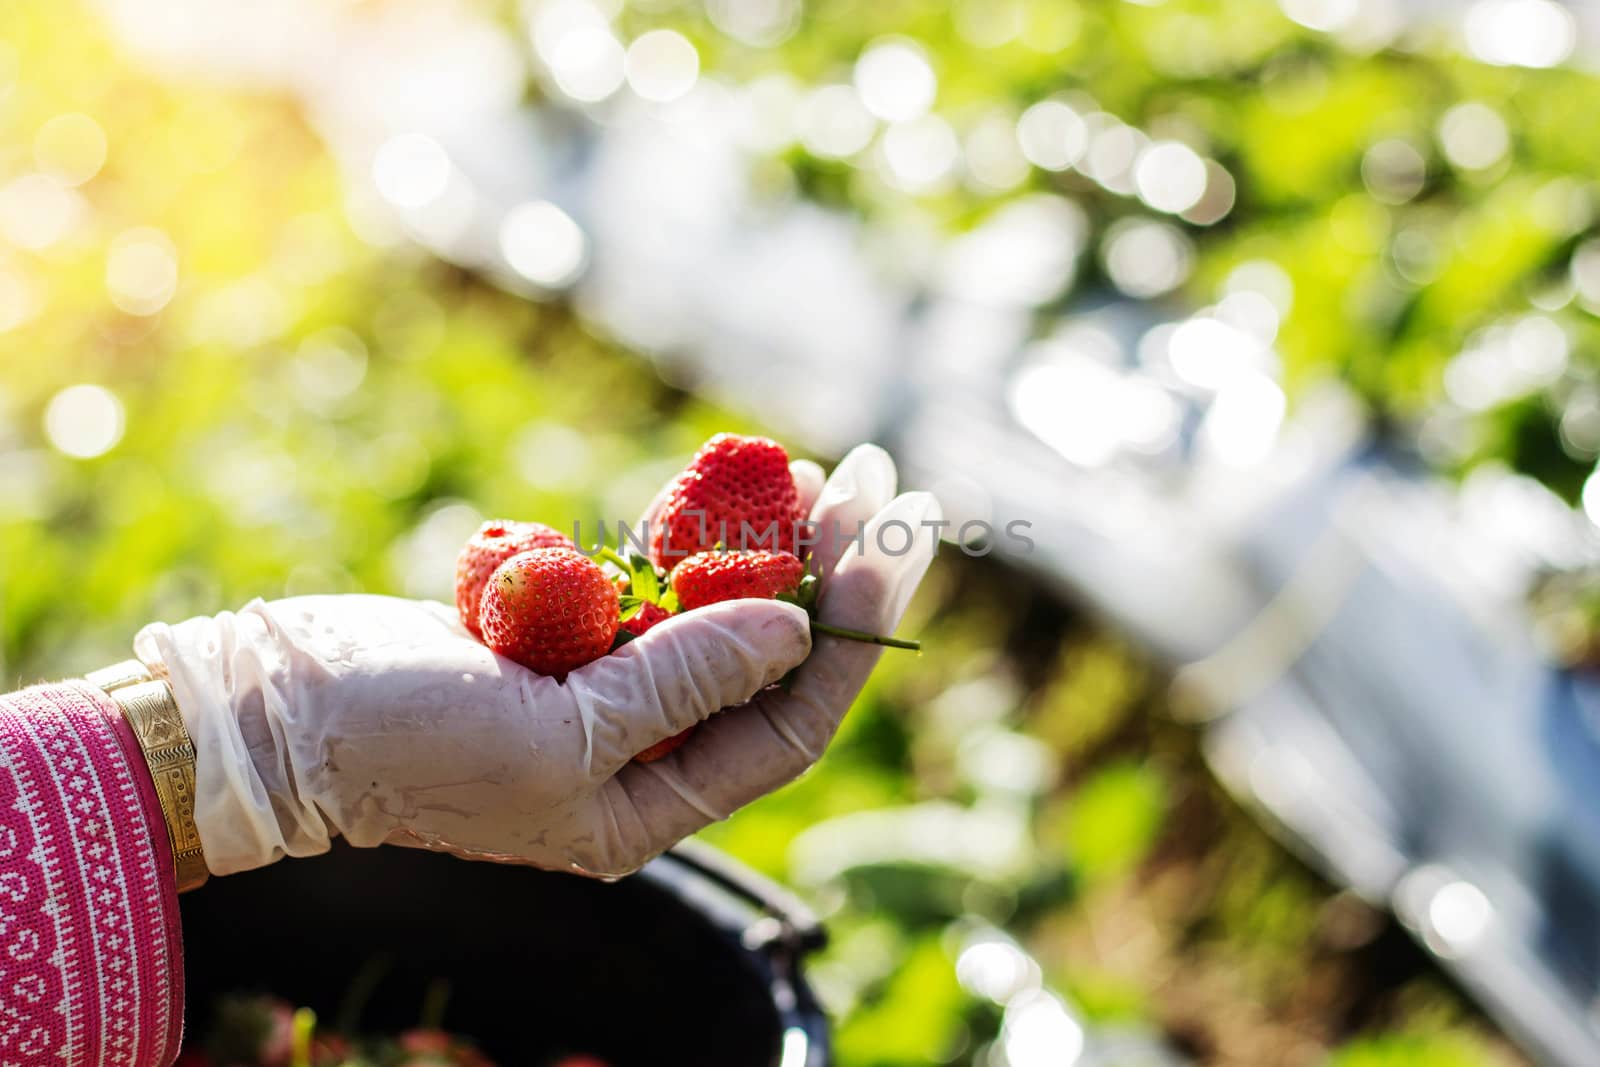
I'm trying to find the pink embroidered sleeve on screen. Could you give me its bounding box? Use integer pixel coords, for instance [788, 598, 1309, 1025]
[0, 681, 185, 1066]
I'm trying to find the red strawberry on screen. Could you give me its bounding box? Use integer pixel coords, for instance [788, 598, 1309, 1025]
[633, 727, 694, 763]
[456, 520, 574, 637]
[617, 602, 693, 762]
[649, 434, 805, 568]
[479, 547, 619, 677]
[621, 600, 673, 637]
[672, 550, 806, 611]
[312, 1036, 352, 1067]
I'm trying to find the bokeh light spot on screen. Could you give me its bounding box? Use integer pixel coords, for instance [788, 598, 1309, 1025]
[1001, 990, 1085, 1067]
[625, 30, 699, 103]
[1361, 138, 1426, 204]
[105, 227, 179, 316]
[292, 327, 369, 409]
[1201, 375, 1286, 466]
[1581, 467, 1600, 527]
[963, 111, 1029, 192]
[44, 384, 124, 459]
[880, 115, 959, 192]
[372, 133, 452, 210]
[1465, 0, 1574, 68]
[500, 200, 588, 289]
[1134, 141, 1208, 214]
[34, 112, 107, 186]
[549, 25, 625, 102]
[799, 85, 876, 159]
[0, 174, 87, 250]
[706, 0, 800, 47]
[1181, 161, 1237, 225]
[1572, 239, 1600, 311]
[1015, 100, 1087, 172]
[1426, 880, 1493, 955]
[1082, 117, 1145, 194]
[1280, 0, 1358, 32]
[0, 265, 40, 334]
[1224, 260, 1294, 315]
[735, 74, 802, 153]
[1102, 219, 1193, 298]
[1438, 102, 1510, 171]
[514, 420, 596, 491]
[956, 937, 1038, 1004]
[853, 39, 936, 122]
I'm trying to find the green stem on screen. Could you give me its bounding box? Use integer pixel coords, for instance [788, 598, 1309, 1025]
[290, 1008, 316, 1067]
[420, 978, 451, 1031]
[811, 620, 921, 651]
[593, 546, 629, 572]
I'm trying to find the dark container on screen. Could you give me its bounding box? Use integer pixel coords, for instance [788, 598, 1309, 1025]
[178, 840, 830, 1066]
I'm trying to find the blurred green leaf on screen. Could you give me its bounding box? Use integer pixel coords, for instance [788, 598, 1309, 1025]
[1062, 762, 1167, 884]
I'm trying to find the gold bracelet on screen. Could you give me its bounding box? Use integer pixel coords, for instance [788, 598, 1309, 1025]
[87, 659, 209, 893]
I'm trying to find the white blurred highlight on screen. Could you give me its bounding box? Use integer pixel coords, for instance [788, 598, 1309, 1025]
[1438, 102, 1510, 171]
[372, 133, 452, 210]
[1443, 315, 1568, 412]
[956, 932, 1040, 1005]
[1427, 880, 1494, 955]
[626, 30, 699, 103]
[1201, 375, 1286, 466]
[707, 0, 800, 47]
[34, 113, 107, 186]
[1361, 138, 1426, 204]
[1016, 100, 1087, 172]
[964, 111, 1029, 192]
[1010, 344, 1181, 467]
[0, 174, 87, 250]
[45, 385, 125, 460]
[799, 85, 876, 158]
[1465, 0, 1575, 67]
[500, 200, 588, 289]
[1000, 990, 1085, 1067]
[1102, 219, 1193, 298]
[1281, 0, 1358, 31]
[881, 115, 959, 192]
[540, 6, 625, 103]
[106, 227, 179, 316]
[853, 39, 936, 122]
[1135, 141, 1208, 214]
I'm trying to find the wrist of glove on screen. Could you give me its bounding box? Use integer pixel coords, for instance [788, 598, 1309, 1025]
[134, 445, 938, 878]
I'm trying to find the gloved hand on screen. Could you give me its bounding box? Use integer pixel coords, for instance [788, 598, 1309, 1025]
[134, 444, 939, 878]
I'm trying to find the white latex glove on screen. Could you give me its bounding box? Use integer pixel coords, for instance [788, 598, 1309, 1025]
[134, 444, 938, 878]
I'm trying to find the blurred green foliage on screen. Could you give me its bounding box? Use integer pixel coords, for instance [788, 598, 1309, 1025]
[7, 0, 1595, 1064]
[628, 0, 1600, 500]
[1330, 1032, 1508, 1067]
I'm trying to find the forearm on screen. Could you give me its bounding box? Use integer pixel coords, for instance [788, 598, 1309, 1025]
[0, 680, 185, 1067]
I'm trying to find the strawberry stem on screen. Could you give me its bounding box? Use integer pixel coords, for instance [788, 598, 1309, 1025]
[593, 545, 630, 572]
[290, 1008, 316, 1067]
[811, 620, 921, 651]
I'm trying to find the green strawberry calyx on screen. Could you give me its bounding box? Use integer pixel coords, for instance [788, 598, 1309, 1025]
[597, 545, 920, 653]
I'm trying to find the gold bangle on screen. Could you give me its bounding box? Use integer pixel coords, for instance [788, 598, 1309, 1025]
[88, 660, 209, 892]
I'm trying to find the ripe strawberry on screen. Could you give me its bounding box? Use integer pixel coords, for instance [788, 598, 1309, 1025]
[672, 549, 806, 611]
[649, 434, 805, 568]
[479, 547, 619, 678]
[620, 600, 673, 637]
[456, 520, 574, 637]
[633, 727, 694, 763]
[615, 601, 693, 762]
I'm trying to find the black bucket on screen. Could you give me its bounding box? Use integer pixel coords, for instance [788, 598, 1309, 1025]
[178, 839, 830, 1066]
